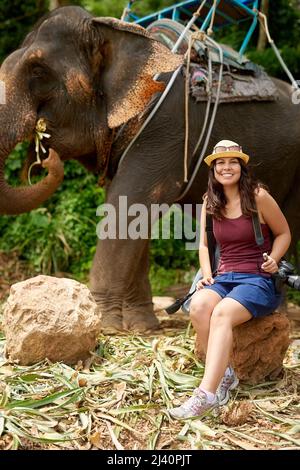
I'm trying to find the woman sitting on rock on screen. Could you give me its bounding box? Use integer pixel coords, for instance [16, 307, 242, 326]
[169, 139, 291, 420]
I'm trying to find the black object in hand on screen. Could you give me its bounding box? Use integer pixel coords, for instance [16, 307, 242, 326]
[165, 290, 196, 315]
[272, 259, 300, 292]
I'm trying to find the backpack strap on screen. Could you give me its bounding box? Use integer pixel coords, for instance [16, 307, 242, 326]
[251, 210, 265, 246]
[206, 213, 219, 275]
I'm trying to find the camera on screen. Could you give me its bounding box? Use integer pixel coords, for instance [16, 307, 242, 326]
[272, 260, 300, 292]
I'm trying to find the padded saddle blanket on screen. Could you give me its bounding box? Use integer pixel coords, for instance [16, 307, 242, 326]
[189, 62, 278, 103]
[147, 18, 278, 103]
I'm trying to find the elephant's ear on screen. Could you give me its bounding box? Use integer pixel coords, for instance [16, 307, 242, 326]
[91, 17, 183, 128]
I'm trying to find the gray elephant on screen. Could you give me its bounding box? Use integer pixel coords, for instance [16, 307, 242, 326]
[0, 6, 299, 332]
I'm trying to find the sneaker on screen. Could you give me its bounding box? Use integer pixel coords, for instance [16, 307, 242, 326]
[216, 368, 239, 406]
[168, 389, 218, 420]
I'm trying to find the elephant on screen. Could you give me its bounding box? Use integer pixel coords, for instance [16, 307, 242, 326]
[1, 6, 299, 333]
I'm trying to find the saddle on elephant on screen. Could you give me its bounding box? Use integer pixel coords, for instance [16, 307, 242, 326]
[146, 18, 278, 104]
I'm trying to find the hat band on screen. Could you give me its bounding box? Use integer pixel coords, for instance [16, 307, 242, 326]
[204, 150, 249, 166]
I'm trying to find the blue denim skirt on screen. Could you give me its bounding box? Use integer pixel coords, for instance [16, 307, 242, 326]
[204, 272, 282, 318]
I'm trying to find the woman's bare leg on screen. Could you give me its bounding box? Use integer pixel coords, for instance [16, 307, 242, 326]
[189, 289, 222, 355]
[200, 298, 252, 393]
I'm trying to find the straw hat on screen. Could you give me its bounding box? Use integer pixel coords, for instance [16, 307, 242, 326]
[204, 140, 249, 166]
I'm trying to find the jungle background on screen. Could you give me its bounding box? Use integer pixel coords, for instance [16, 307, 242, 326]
[1, 0, 300, 301]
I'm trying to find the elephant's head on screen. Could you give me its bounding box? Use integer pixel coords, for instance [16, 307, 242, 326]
[0, 6, 182, 215]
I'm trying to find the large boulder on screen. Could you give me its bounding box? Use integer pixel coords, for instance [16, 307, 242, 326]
[3, 275, 101, 365]
[195, 312, 290, 384]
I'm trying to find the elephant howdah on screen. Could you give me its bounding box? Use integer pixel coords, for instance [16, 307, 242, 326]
[0, 6, 299, 332]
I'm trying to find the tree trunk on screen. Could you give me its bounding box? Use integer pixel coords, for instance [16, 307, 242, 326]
[257, 0, 269, 51]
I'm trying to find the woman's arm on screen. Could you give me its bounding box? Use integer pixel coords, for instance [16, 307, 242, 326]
[256, 188, 291, 272]
[198, 197, 215, 285]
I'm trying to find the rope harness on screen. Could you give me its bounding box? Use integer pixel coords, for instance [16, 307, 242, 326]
[182, 32, 223, 195]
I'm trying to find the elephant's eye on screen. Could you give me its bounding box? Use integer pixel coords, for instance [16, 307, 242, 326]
[29, 64, 56, 98]
[31, 65, 47, 78]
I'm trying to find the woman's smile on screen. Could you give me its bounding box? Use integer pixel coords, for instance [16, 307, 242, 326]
[214, 158, 242, 184]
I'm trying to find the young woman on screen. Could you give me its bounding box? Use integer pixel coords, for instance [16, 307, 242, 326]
[169, 139, 291, 420]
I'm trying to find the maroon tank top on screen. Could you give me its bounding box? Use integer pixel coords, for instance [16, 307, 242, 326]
[213, 214, 272, 276]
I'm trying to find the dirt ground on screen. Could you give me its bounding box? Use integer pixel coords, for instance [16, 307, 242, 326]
[0, 251, 299, 451]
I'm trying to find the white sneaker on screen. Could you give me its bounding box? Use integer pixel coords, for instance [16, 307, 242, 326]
[216, 368, 239, 406]
[168, 389, 218, 420]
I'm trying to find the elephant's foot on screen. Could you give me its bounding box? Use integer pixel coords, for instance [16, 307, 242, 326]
[100, 311, 123, 335]
[123, 306, 160, 333]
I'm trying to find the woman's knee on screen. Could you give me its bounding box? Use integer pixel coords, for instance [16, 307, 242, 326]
[210, 304, 231, 327]
[189, 296, 213, 323]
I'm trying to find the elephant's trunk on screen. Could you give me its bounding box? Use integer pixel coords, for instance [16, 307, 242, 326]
[0, 153, 64, 215]
[0, 72, 64, 215]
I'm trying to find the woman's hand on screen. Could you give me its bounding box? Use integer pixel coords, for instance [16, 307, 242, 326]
[261, 253, 278, 274]
[196, 277, 215, 289]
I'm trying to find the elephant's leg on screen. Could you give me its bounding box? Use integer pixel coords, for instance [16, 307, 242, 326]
[122, 241, 159, 332]
[90, 136, 183, 333]
[90, 236, 158, 333]
[90, 239, 124, 333]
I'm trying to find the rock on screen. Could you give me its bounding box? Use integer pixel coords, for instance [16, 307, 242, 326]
[195, 312, 290, 384]
[3, 275, 101, 365]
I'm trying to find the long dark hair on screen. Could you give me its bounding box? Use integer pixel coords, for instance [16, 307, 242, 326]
[205, 161, 267, 220]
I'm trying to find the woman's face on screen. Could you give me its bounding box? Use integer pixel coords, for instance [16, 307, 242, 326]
[213, 158, 241, 186]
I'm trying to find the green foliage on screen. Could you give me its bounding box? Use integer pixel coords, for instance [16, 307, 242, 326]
[3, 141, 29, 185]
[247, 45, 300, 80]
[150, 213, 198, 270]
[151, 238, 197, 270]
[287, 287, 300, 305]
[0, 145, 105, 279]
[0, 0, 49, 63]
[215, 0, 300, 48]
[0, 142, 199, 289]
[150, 265, 196, 295]
[129, 0, 175, 17]
[214, 0, 300, 79]
[149, 212, 198, 294]
[267, 0, 300, 48]
[81, 0, 124, 17]
[80, 0, 175, 20]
